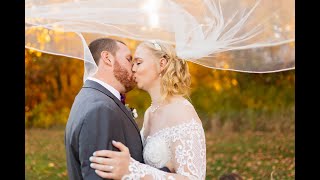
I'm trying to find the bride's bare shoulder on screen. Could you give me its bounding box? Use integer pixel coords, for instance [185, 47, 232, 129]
[142, 107, 152, 126]
[164, 98, 201, 124]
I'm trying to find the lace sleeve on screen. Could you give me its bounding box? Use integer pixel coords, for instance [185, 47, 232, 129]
[122, 120, 206, 180]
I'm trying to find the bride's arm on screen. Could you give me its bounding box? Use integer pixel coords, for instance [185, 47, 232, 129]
[90, 121, 206, 180]
[124, 120, 206, 180]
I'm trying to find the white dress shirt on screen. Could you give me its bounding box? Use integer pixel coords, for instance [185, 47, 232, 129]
[86, 77, 121, 101]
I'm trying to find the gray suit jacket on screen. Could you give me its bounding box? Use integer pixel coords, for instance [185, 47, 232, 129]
[65, 80, 143, 180]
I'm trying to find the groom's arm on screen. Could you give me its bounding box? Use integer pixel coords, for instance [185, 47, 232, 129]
[78, 102, 122, 180]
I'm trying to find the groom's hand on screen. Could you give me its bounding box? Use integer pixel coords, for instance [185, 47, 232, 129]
[90, 140, 131, 179]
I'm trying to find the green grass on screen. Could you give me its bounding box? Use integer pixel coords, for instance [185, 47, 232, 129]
[26, 128, 68, 180]
[26, 128, 294, 180]
[205, 131, 294, 180]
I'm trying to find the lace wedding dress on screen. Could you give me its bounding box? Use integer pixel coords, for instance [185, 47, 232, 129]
[122, 100, 206, 180]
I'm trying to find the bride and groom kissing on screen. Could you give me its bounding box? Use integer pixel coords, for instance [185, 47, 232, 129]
[65, 38, 206, 179]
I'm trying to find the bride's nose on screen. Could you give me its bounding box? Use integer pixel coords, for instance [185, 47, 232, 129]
[132, 63, 137, 72]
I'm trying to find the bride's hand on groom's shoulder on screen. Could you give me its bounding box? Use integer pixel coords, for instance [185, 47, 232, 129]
[89, 140, 132, 179]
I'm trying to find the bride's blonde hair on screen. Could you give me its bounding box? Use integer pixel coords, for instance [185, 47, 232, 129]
[139, 41, 191, 102]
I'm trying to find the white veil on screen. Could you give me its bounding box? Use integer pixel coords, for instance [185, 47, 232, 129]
[25, 0, 295, 82]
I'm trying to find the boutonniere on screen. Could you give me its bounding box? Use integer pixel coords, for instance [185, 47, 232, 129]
[125, 104, 138, 119]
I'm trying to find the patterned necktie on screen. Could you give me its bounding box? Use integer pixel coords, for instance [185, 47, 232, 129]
[120, 93, 126, 105]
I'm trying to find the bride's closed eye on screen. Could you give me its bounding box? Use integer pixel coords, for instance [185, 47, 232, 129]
[133, 58, 142, 65]
[133, 61, 141, 66]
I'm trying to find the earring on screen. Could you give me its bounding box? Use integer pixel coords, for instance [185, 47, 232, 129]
[159, 73, 162, 77]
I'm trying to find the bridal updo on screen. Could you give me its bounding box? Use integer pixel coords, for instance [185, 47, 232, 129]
[139, 41, 191, 101]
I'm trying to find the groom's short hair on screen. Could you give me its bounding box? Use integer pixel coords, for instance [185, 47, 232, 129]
[88, 38, 126, 65]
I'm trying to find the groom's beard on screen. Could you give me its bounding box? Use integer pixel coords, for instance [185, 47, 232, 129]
[113, 60, 136, 92]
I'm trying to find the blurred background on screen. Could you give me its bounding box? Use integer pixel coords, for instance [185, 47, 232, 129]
[25, 38, 294, 179]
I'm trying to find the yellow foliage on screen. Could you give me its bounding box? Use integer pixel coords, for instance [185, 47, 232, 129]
[232, 79, 238, 86]
[213, 82, 222, 92]
[45, 35, 51, 42]
[36, 51, 42, 57]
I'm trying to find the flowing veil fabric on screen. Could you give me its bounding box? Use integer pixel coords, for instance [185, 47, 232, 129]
[25, 0, 295, 81]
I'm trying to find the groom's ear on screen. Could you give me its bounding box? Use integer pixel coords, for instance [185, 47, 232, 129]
[100, 51, 114, 66]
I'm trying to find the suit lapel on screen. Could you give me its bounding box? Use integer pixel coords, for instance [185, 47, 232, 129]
[83, 80, 140, 133]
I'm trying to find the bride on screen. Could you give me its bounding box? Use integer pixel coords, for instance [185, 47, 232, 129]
[89, 40, 206, 179]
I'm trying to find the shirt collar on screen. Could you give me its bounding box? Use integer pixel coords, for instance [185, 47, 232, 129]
[87, 77, 121, 101]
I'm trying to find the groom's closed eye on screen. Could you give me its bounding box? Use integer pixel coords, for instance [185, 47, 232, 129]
[126, 55, 132, 62]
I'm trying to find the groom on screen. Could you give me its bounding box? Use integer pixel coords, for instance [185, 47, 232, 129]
[65, 38, 153, 180]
